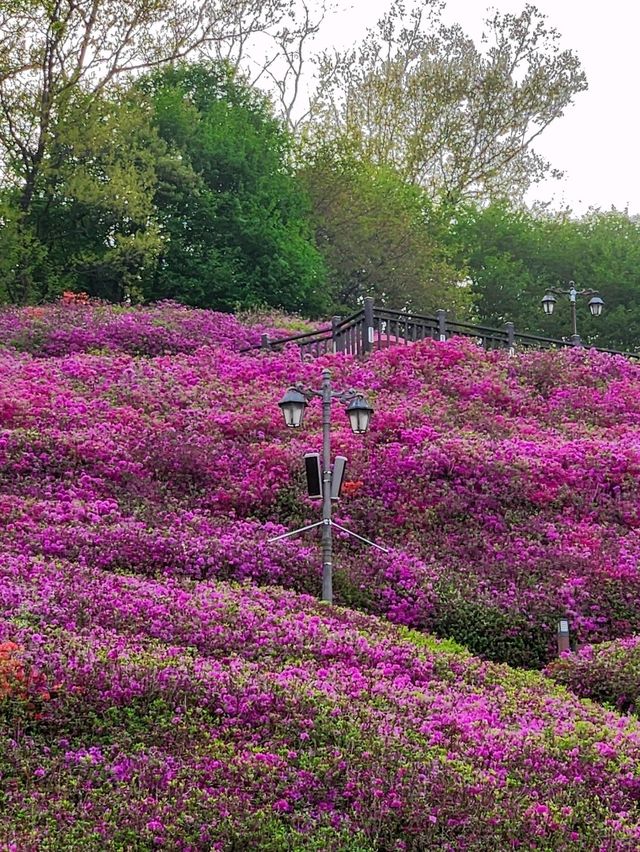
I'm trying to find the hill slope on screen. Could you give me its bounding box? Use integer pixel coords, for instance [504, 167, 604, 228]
[3, 558, 640, 850]
[4, 303, 640, 845]
[3, 303, 640, 667]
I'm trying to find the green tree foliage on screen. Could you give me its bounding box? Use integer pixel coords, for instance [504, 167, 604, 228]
[452, 203, 640, 351]
[0, 0, 313, 302]
[141, 63, 327, 314]
[0, 86, 165, 303]
[301, 148, 469, 315]
[310, 1, 587, 202]
[0, 57, 327, 314]
[25, 90, 163, 303]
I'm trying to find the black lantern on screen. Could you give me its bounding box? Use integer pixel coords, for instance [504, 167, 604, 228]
[588, 296, 604, 317]
[278, 387, 308, 428]
[541, 293, 556, 315]
[346, 395, 373, 434]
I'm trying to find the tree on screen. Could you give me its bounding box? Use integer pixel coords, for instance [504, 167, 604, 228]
[451, 202, 640, 351]
[0, 0, 308, 301]
[211, 0, 336, 133]
[301, 148, 470, 315]
[568, 212, 640, 351]
[308, 1, 587, 202]
[0, 85, 165, 303]
[451, 201, 546, 328]
[38, 90, 164, 303]
[141, 62, 327, 315]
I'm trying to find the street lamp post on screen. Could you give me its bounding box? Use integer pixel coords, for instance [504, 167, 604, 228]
[541, 282, 604, 346]
[276, 368, 376, 604]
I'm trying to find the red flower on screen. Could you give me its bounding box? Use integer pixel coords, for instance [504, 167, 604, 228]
[61, 291, 90, 305]
[0, 641, 55, 706]
[342, 480, 363, 496]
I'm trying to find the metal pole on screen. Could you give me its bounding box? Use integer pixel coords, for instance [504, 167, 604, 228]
[569, 285, 581, 346]
[504, 322, 515, 356]
[331, 315, 342, 353]
[321, 368, 333, 603]
[363, 297, 375, 354]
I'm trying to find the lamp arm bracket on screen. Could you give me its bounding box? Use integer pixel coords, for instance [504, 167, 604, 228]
[332, 388, 363, 402]
[293, 385, 322, 400]
[296, 386, 364, 403]
[548, 286, 601, 297]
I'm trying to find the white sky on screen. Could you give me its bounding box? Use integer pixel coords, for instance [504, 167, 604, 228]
[316, 0, 640, 215]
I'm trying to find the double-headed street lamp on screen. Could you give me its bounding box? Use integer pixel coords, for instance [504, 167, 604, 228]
[541, 282, 604, 346]
[275, 368, 379, 604]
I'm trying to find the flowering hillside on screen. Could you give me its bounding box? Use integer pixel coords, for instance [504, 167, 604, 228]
[3, 303, 640, 667]
[4, 302, 640, 846]
[3, 559, 640, 850]
[0, 299, 315, 357]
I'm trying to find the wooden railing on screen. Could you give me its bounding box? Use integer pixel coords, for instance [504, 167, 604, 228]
[240, 298, 639, 360]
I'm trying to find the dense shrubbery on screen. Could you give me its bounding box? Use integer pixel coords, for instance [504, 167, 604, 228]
[546, 636, 640, 716]
[4, 304, 640, 665]
[3, 558, 640, 850]
[0, 300, 312, 357]
[3, 302, 640, 845]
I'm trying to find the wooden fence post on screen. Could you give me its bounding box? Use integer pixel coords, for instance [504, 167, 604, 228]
[436, 309, 447, 342]
[363, 297, 375, 354]
[261, 333, 270, 351]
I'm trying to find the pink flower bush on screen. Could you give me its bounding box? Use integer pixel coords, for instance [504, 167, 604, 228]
[0, 299, 309, 357]
[546, 635, 640, 715]
[2, 557, 640, 849]
[3, 304, 640, 664]
[2, 303, 640, 844]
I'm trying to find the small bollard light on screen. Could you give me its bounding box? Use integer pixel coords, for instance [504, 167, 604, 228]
[557, 618, 571, 655]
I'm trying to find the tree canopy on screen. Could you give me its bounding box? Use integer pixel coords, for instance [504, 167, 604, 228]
[301, 148, 469, 315]
[0, 59, 328, 314]
[141, 63, 327, 314]
[0, 0, 317, 302]
[309, 1, 587, 202]
[451, 203, 640, 351]
[2, 0, 639, 355]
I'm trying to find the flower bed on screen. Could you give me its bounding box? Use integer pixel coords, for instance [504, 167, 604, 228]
[2, 560, 640, 850]
[3, 304, 640, 667]
[0, 300, 308, 357]
[3, 303, 640, 845]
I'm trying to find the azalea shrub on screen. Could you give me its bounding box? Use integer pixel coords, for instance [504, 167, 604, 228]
[546, 636, 640, 715]
[3, 302, 640, 669]
[4, 302, 640, 846]
[0, 640, 28, 700]
[0, 638, 54, 722]
[0, 299, 308, 357]
[3, 559, 640, 850]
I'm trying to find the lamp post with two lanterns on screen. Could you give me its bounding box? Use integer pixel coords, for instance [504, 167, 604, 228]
[276, 368, 378, 605]
[541, 282, 604, 346]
